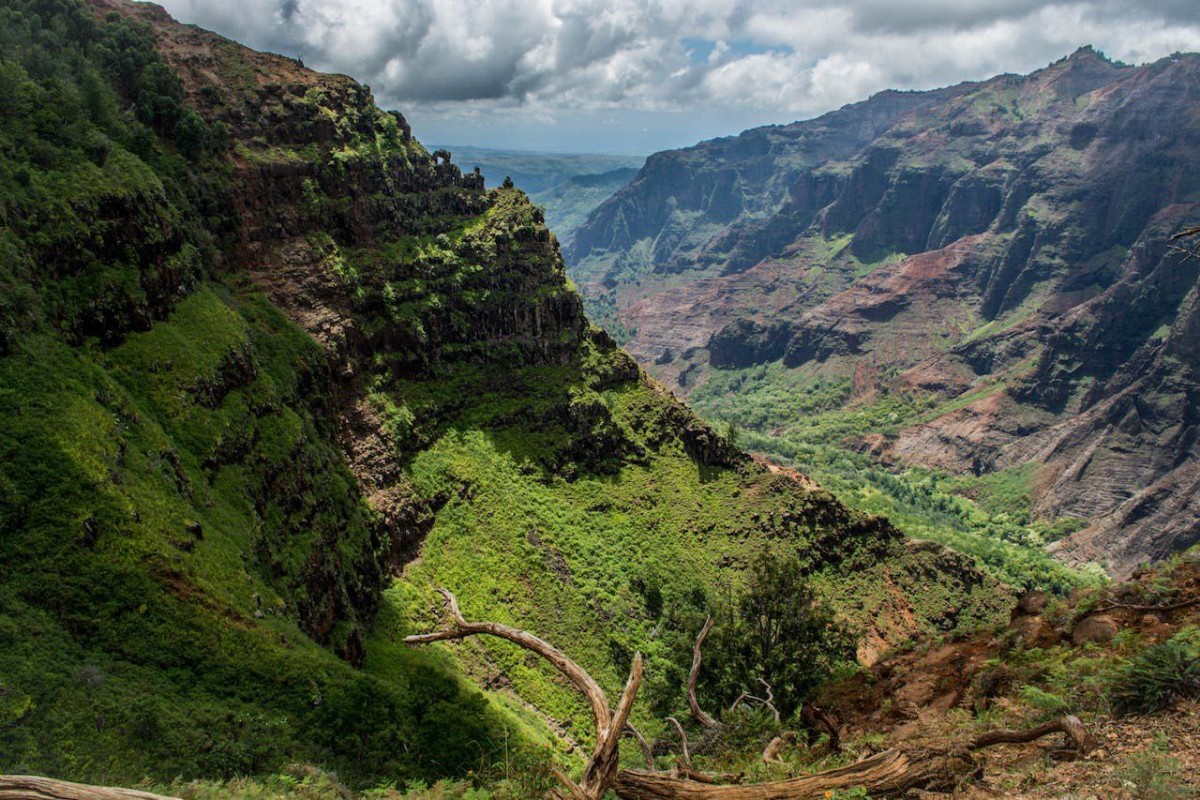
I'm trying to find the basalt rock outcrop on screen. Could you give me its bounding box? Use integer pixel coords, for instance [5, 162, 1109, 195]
[569, 48, 1200, 576]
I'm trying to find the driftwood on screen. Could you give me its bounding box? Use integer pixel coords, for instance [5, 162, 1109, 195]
[0, 712, 1091, 800]
[0, 776, 180, 800]
[614, 714, 1096, 799]
[730, 679, 781, 726]
[404, 589, 643, 800]
[666, 717, 693, 766]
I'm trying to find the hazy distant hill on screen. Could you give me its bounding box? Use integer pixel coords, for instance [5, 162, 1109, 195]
[433, 145, 643, 245]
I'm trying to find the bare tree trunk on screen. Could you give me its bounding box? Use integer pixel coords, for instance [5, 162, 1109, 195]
[0, 776, 180, 800]
[612, 714, 1096, 799]
[403, 589, 1097, 800]
[405, 589, 613, 734]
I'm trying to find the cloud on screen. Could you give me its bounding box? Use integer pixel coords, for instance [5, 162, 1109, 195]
[156, 0, 1200, 150]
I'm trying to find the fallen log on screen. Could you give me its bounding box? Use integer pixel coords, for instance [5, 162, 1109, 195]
[614, 748, 978, 799]
[612, 714, 1097, 799]
[404, 589, 1098, 800]
[0, 776, 180, 800]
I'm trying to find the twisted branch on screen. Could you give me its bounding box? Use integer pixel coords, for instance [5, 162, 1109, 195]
[688, 617, 719, 729]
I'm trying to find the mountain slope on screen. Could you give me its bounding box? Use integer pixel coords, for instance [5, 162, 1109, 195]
[568, 48, 1200, 577]
[0, 0, 1007, 787]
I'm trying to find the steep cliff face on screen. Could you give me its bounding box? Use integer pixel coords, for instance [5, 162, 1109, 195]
[568, 48, 1200, 576]
[0, 0, 1007, 787]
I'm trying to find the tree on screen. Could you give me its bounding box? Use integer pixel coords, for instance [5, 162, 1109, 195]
[704, 548, 854, 716]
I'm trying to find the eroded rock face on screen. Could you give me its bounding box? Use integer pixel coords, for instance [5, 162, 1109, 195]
[567, 47, 1200, 574]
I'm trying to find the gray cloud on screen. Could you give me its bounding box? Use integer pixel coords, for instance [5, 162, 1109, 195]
[156, 0, 1200, 150]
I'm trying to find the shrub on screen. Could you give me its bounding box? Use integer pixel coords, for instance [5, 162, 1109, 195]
[1111, 631, 1200, 715]
[702, 548, 856, 715]
[1117, 735, 1198, 800]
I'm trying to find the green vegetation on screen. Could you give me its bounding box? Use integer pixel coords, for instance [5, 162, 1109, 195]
[0, 2, 1015, 794]
[700, 549, 854, 715]
[1117, 735, 1198, 800]
[689, 362, 1101, 592]
[1112, 629, 1200, 715]
[0, 0, 524, 785]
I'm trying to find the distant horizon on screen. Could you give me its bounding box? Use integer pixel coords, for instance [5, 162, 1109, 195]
[429, 142, 652, 158]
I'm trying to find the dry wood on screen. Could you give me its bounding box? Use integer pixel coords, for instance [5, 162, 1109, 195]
[1094, 596, 1200, 614]
[624, 723, 656, 770]
[800, 704, 841, 751]
[407, 589, 1098, 800]
[673, 767, 745, 786]
[730, 680, 781, 725]
[755, 679, 781, 725]
[576, 653, 643, 798]
[0, 776, 181, 800]
[405, 589, 612, 735]
[614, 748, 978, 799]
[551, 768, 590, 800]
[666, 716, 692, 766]
[406, 589, 643, 800]
[969, 714, 1096, 756]
[688, 617, 719, 729]
[761, 732, 798, 764]
[612, 714, 1096, 798]
[1170, 227, 1200, 261]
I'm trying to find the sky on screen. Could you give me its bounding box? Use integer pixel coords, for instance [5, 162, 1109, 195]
[156, 0, 1200, 155]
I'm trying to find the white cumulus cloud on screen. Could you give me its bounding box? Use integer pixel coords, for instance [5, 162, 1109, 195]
[156, 0, 1200, 151]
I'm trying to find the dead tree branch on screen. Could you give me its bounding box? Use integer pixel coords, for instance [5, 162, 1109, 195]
[969, 714, 1096, 757]
[613, 714, 1097, 798]
[624, 723, 655, 770]
[688, 617, 720, 729]
[405, 589, 643, 800]
[1169, 225, 1200, 261]
[614, 748, 978, 799]
[666, 716, 692, 767]
[1094, 596, 1200, 614]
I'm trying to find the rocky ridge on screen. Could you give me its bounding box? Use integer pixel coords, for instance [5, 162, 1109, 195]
[569, 48, 1200, 576]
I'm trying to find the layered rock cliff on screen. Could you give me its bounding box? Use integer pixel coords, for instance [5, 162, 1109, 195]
[569, 48, 1200, 576]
